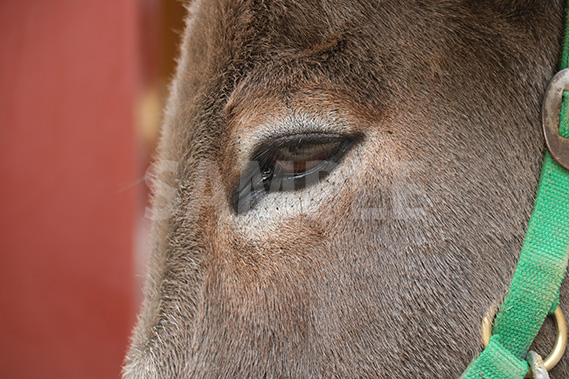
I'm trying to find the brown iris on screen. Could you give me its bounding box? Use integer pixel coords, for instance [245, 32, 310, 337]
[273, 141, 342, 176]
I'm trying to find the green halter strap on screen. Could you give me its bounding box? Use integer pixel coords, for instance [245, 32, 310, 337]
[461, 5, 569, 379]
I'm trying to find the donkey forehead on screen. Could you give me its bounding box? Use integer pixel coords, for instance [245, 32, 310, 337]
[208, 0, 551, 141]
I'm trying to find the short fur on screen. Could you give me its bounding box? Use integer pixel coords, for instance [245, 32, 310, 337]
[124, 1, 569, 377]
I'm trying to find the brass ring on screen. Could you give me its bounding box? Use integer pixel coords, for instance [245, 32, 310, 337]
[481, 306, 568, 377]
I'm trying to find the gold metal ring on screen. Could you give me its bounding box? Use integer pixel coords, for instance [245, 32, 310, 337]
[481, 306, 568, 377]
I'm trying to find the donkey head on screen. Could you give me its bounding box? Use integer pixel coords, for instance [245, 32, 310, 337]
[125, 1, 568, 377]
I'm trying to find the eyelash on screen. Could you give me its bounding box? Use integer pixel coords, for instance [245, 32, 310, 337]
[231, 134, 361, 214]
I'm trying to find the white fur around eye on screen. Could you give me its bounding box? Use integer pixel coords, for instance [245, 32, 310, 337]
[228, 135, 371, 236]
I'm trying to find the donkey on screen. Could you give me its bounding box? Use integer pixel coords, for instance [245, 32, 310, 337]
[124, 1, 569, 377]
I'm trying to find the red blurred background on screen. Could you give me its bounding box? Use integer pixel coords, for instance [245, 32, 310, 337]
[0, 1, 184, 378]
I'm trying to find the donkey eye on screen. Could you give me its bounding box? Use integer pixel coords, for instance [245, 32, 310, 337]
[232, 134, 361, 214]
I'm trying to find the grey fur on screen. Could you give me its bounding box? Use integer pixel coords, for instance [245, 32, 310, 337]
[124, 1, 569, 377]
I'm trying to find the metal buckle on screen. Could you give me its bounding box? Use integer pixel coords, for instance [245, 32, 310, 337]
[527, 351, 549, 379]
[543, 68, 569, 171]
[481, 306, 568, 378]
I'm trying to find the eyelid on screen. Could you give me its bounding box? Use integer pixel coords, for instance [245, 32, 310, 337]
[250, 133, 361, 163]
[274, 140, 341, 166]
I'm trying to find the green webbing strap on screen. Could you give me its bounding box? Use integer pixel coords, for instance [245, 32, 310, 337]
[461, 5, 569, 379]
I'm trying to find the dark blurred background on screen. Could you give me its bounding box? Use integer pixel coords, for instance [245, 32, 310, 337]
[0, 1, 185, 378]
